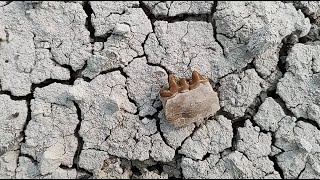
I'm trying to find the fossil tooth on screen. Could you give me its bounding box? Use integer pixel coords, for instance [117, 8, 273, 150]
[178, 78, 189, 93]
[189, 71, 208, 90]
[160, 74, 179, 98]
[160, 71, 220, 128]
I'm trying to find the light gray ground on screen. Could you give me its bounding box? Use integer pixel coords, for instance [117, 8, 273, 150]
[1, 1, 320, 179]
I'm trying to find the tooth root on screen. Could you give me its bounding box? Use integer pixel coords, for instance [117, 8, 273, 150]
[178, 78, 189, 93]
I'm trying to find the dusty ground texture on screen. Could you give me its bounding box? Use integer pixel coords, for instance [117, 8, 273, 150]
[1, 1, 320, 179]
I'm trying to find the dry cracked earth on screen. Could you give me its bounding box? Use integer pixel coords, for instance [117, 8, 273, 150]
[1, 1, 320, 179]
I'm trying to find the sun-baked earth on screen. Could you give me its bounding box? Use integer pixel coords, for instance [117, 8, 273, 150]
[1, 1, 320, 179]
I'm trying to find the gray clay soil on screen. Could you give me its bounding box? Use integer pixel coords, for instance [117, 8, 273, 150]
[1, 1, 320, 179]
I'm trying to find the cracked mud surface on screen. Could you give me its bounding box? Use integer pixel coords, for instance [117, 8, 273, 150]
[1, 1, 320, 179]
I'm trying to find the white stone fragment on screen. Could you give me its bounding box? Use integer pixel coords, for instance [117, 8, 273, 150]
[275, 118, 320, 178]
[113, 23, 131, 36]
[300, 1, 320, 19]
[219, 69, 266, 117]
[179, 116, 233, 160]
[0, 151, 19, 178]
[277, 43, 320, 126]
[236, 120, 272, 160]
[0, 1, 88, 96]
[181, 151, 280, 179]
[21, 84, 78, 175]
[0, 95, 27, 153]
[124, 57, 167, 117]
[254, 97, 286, 132]
[142, 1, 215, 17]
[83, 2, 152, 79]
[16, 156, 41, 179]
[92, 157, 132, 179]
[214, 1, 310, 57]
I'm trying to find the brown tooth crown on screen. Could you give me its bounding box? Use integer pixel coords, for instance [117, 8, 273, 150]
[189, 71, 208, 90]
[178, 78, 189, 93]
[160, 71, 208, 98]
[188, 71, 200, 90]
[160, 74, 179, 98]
